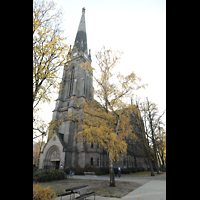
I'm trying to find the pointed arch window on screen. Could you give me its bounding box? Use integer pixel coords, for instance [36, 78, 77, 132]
[91, 143, 94, 148]
[90, 157, 93, 166]
[69, 66, 75, 96]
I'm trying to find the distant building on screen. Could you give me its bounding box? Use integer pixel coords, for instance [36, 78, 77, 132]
[39, 8, 149, 171]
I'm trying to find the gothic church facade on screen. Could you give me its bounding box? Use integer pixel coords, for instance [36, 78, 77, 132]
[39, 8, 149, 171]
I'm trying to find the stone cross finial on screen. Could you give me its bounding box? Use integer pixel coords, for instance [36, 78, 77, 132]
[82, 7, 85, 13]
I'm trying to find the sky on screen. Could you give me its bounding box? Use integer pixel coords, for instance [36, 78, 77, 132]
[36, 0, 166, 140]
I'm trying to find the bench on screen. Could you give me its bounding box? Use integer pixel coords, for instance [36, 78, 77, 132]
[66, 185, 90, 194]
[63, 185, 90, 200]
[57, 191, 74, 200]
[75, 192, 97, 200]
[84, 172, 96, 176]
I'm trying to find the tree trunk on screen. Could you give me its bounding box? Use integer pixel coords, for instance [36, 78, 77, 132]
[134, 155, 137, 168]
[152, 137, 160, 174]
[144, 134, 155, 176]
[108, 115, 119, 187]
[147, 99, 160, 174]
[37, 137, 43, 167]
[157, 152, 162, 171]
[160, 150, 165, 171]
[148, 156, 155, 176]
[150, 118, 160, 174]
[145, 141, 155, 176]
[109, 153, 115, 187]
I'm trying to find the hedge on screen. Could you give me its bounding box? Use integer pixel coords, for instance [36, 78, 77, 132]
[33, 169, 66, 182]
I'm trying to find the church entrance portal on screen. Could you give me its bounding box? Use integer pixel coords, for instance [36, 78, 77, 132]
[44, 145, 61, 170]
[55, 161, 60, 169]
[50, 160, 60, 169]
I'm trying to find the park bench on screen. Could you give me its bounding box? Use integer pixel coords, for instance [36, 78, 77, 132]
[75, 192, 97, 200]
[65, 185, 90, 195]
[57, 185, 97, 200]
[57, 191, 75, 200]
[57, 185, 88, 200]
[84, 172, 96, 176]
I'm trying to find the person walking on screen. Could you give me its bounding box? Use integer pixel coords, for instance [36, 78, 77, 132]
[114, 167, 118, 177]
[118, 167, 121, 178]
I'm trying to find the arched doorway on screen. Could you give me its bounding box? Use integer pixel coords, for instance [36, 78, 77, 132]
[44, 145, 60, 170]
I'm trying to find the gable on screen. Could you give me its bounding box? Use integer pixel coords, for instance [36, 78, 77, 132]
[41, 133, 64, 155]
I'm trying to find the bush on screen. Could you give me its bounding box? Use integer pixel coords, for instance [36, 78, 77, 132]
[64, 168, 71, 174]
[130, 167, 137, 173]
[163, 165, 166, 172]
[33, 164, 38, 173]
[64, 166, 107, 175]
[33, 169, 66, 182]
[33, 183, 56, 200]
[74, 168, 85, 175]
[50, 169, 66, 180]
[98, 167, 109, 175]
[137, 167, 145, 172]
[121, 168, 131, 174]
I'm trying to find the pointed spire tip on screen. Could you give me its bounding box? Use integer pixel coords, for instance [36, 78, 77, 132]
[82, 7, 85, 13]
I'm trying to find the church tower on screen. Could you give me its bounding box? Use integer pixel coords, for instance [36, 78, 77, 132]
[39, 8, 100, 170]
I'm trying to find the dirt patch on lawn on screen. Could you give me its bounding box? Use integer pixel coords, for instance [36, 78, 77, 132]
[38, 178, 142, 198]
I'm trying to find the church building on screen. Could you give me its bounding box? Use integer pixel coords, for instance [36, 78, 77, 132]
[39, 8, 149, 171]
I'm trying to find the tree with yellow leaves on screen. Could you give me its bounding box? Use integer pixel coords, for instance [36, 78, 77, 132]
[33, 139, 45, 166]
[33, 0, 69, 138]
[75, 46, 146, 186]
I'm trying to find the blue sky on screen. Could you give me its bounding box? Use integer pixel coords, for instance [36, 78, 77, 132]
[38, 0, 166, 135]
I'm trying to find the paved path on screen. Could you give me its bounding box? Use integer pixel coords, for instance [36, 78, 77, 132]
[121, 179, 166, 200]
[55, 174, 166, 200]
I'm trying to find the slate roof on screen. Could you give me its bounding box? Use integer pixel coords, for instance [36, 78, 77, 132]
[74, 7, 88, 54]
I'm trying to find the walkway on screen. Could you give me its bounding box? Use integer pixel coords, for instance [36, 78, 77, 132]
[121, 179, 166, 200]
[55, 174, 166, 200]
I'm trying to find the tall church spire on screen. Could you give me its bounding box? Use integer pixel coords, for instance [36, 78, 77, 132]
[74, 7, 88, 54]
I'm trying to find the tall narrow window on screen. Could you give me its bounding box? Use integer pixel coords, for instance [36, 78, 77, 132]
[90, 157, 93, 166]
[69, 66, 75, 96]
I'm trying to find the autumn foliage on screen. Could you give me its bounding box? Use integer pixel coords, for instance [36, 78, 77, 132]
[33, 0, 69, 139]
[76, 100, 133, 161]
[33, 183, 56, 200]
[75, 46, 146, 186]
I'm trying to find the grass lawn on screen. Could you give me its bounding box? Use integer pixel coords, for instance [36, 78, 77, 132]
[37, 178, 142, 198]
[35, 171, 165, 198]
[102, 171, 166, 177]
[120, 171, 156, 177]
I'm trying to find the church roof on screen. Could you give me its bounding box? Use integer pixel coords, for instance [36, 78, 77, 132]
[74, 7, 88, 54]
